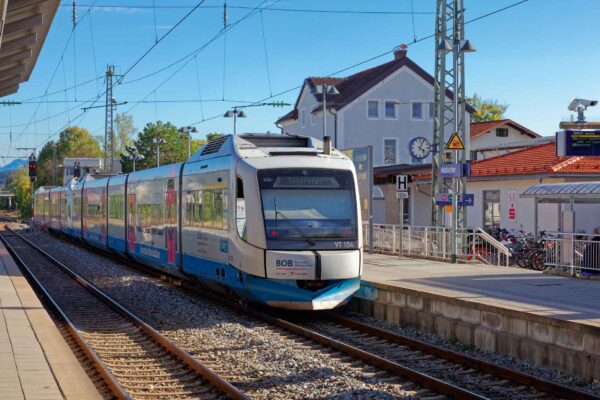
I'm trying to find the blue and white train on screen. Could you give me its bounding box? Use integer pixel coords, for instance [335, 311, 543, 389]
[33, 134, 362, 310]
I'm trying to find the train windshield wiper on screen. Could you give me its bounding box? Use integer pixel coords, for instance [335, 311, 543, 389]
[272, 201, 316, 246]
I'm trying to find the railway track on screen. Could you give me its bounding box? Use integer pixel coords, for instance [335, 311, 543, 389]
[0, 226, 248, 400]
[5, 218, 598, 400]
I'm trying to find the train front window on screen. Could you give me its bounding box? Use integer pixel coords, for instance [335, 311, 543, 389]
[258, 169, 357, 240]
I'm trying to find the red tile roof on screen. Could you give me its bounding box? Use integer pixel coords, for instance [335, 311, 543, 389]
[470, 119, 541, 139]
[414, 141, 600, 181]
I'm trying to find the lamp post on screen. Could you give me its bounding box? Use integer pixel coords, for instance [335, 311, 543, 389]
[154, 138, 165, 167]
[311, 84, 340, 145]
[178, 126, 198, 159]
[128, 149, 141, 172]
[223, 109, 246, 135]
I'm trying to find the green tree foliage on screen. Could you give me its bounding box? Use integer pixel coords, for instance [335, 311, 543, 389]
[206, 132, 225, 142]
[120, 121, 194, 173]
[10, 167, 32, 217]
[114, 113, 137, 158]
[467, 93, 509, 122]
[36, 126, 102, 187]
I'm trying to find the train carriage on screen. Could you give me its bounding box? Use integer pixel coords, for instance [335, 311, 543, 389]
[126, 163, 183, 274]
[82, 175, 108, 250]
[106, 174, 127, 255]
[33, 134, 362, 310]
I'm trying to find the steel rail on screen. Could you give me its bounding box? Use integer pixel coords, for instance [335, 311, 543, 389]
[0, 230, 131, 400]
[18, 217, 599, 400]
[240, 306, 486, 400]
[326, 313, 599, 400]
[1, 225, 250, 400]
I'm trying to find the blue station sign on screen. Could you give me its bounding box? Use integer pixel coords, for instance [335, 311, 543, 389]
[435, 193, 475, 207]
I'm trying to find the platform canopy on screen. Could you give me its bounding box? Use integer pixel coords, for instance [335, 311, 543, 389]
[0, 0, 60, 97]
[520, 181, 600, 204]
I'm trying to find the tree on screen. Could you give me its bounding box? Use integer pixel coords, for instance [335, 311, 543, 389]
[467, 93, 509, 122]
[120, 121, 188, 172]
[35, 126, 102, 187]
[10, 167, 31, 217]
[206, 132, 225, 142]
[114, 113, 137, 158]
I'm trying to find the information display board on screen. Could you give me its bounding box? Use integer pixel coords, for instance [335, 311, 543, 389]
[556, 129, 600, 157]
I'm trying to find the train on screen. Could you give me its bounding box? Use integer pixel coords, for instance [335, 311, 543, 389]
[32, 134, 363, 310]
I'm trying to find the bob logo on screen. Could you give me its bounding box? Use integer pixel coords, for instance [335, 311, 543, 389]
[275, 259, 294, 267]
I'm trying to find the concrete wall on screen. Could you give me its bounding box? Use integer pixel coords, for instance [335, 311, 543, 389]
[351, 281, 599, 379]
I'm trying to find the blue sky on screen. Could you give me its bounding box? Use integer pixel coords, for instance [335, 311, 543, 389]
[2, 0, 600, 165]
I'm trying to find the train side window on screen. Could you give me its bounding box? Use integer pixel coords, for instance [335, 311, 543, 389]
[236, 178, 247, 240]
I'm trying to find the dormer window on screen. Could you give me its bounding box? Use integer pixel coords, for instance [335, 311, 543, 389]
[496, 127, 508, 137]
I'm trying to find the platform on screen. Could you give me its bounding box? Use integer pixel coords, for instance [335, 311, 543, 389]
[353, 253, 600, 379]
[0, 241, 102, 400]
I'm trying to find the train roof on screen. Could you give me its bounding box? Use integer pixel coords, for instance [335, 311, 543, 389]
[187, 133, 348, 163]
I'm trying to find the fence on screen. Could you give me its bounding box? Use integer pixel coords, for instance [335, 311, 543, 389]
[364, 224, 511, 266]
[543, 231, 600, 273]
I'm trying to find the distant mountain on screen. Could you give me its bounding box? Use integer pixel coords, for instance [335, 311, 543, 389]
[0, 159, 28, 176]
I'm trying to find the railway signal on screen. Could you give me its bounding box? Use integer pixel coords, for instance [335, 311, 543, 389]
[28, 153, 37, 181]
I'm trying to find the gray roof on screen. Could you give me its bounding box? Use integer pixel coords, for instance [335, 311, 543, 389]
[520, 181, 600, 203]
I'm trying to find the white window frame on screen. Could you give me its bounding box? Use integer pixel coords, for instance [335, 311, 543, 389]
[382, 137, 398, 165]
[411, 101, 425, 121]
[367, 100, 380, 119]
[300, 108, 306, 128]
[383, 100, 398, 120]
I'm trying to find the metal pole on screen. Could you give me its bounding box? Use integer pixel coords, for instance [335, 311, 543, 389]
[323, 85, 327, 138]
[52, 144, 57, 186]
[187, 134, 191, 159]
[133, 158, 136, 172]
[368, 145, 374, 254]
[156, 144, 160, 167]
[400, 197, 404, 255]
[233, 112, 237, 135]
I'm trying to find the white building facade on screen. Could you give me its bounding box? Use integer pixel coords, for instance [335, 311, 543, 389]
[276, 48, 472, 167]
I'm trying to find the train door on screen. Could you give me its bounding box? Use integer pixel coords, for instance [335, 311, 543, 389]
[165, 178, 177, 265]
[101, 189, 107, 245]
[127, 192, 136, 252]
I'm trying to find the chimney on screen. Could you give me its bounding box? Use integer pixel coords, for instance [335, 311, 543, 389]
[394, 44, 408, 60]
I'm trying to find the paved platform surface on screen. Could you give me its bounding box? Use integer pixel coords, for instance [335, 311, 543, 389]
[0, 240, 102, 400]
[363, 254, 600, 327]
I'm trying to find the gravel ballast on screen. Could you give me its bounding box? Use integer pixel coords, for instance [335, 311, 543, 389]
[19, 228, 419, 400]
[16, 227, 600, 398]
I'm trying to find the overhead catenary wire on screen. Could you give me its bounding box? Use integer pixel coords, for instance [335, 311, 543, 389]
[62, 3, 435, 15]
[259, 10, 273, 97]
[185, 0, 531, 128]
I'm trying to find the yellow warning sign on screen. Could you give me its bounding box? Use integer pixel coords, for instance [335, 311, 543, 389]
[446, 132, 465, 150]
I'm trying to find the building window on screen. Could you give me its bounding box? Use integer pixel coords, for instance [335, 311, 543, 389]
[383, 139, 397, 164]
[367, 100, 379, 119]
[384, 101, 396, 119]
[429, 102, 434, 119]
[300, 108, 306, 128]
[310, 106, 316, 125]
[496, 127, 508, 137]
[412, 102, 423, 119]
[483, 190, 500, 230]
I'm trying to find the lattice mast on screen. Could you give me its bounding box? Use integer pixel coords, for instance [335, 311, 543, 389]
[431, 0, 469, 227]
[104, 65, 115, 174]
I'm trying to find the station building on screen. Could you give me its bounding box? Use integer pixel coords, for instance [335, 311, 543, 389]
[377, 139, 600, 235]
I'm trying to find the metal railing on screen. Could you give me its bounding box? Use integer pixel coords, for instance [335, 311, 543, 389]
[364, 224, 512, 266]
[543, 231, 600, 273]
